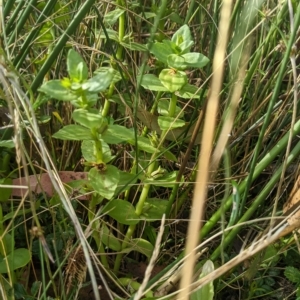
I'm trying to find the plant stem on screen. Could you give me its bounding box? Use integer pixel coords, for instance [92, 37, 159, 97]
[94, 137, 103, 163]
[115, 91, 175, 271]
[116, 0, 126, 61]
[114, 0, 168, 274]
[200, 117, 300, 240]
[169, 93, 177, 117]
[113, 164, 156, 272]
[163, 93, 179, 218]
[239, 2, 299, 215]
[209, 138, 300, 262]
[102, 83, 115, 117]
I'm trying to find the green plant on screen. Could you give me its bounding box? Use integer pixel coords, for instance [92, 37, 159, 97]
[285, 266, 300, 299]
[3, 0, 300, 299]
[38, 23, 209, 279]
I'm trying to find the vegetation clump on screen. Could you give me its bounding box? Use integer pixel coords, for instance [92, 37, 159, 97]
[0, 0, 300, 299]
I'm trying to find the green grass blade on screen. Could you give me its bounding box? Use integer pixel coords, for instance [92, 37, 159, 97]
[200, 117, 300, 240]
[7, 0, 39, 45]
[13, 0, 58, 68]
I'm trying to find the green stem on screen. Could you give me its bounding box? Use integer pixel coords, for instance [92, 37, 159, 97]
[0, 204, 7, 268]
[239, 0, 298, 215]
[0, 204, 3, 238]
[200, 117, 300, 241]
[114, 153, 158, 273]
[184, 0, 196, 24]
[209, 138, 300, 262]
[3, 0, 17, 19]
[140, 138, 300, 294]
[116, 0, 126, 61]
[114, 0, 168, 274]
[172, 170, 197, 218]
[141, 92, 162, 138]
[94, 137, 103, 163]
[164, 184, 179, 219]
[163, 92, 181, 218]
[169, 93, 177, 117]
[7, 0, 39, 45]
[2, 152, 11, 173]
[102, 83, 115, 117]
[13, 0, 58, 68]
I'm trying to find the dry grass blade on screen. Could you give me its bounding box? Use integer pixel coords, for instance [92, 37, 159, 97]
[177, 1, 233, 299]
[134, 214, 165, 300]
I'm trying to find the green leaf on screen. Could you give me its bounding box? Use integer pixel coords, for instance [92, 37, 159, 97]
[263, 245, 280, 266]
[35, 22, 54, 47]
[53, 125, 93, 140]
[104, 8, 125, 25]
[0, 140, 14, 148]
[102, 199, 139, 225]
[67, 49, 88, 82]
[191, 260, 214, 300]
[53, 2, 70, 24]
[121, 42, 148, 51]
[89, 166, 119, 199]
[0, 178, 12, 202]
[182, 53, 209, 68]
[99, 29, 119, 42]
[145, 171, 179, 187]
[163, 40, 182, 54]
[158, 116, 185, 131]
[285, 266, 300, 284]
[176, 83, 202, 99]
[63, 180, 90, 199]
[0, 248, 31, 273]
[0, 233, 15, 256]
[13, 282, 27, 299]
[128, 136, 158, 154]
[82, 140, 113, 164]
[159, 69, 187, 93]
[158, 100, 183, 117]
[31, 281, 42, 297]
[102, 124, 134, 144]
[121, 238, 153, 259]
[38, 80, 77, 101]
[140, 12, 156, 19]
[114, 171, 138, 195]
[169, 12, 184, 25]
[141, 199, 168, 221]
[167, 54, 186, 70]
[95, 67, 122, 84]
[81, 70, 113, 92]
[149, 42, 174, 64]
[162, 148, 178, 162]
[74, 92, 98, 108]
[144, 225, 157, 246]
[72, 109, 107, 130]
[139, 74, 169, 92]
[100, 224, 121, 251]
[171, 25, 194, 54]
